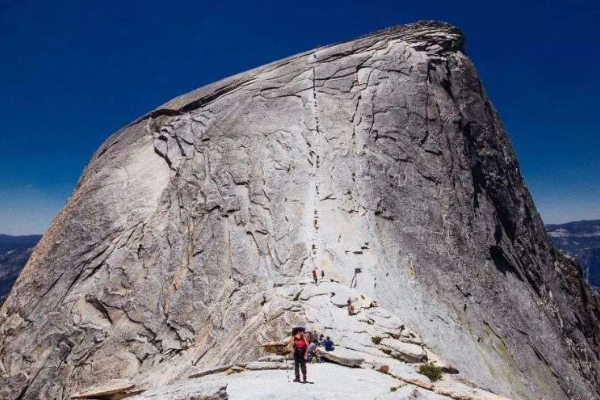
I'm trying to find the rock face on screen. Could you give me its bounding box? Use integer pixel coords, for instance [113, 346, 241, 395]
[1, 21, 599, 400]
[0, 234, 41, 307]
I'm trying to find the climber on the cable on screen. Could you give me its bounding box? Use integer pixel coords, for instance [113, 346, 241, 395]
[347, 298, 358, 316]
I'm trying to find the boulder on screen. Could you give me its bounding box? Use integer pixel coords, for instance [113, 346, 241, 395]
[71, 379, 137, 399]
[244, 361, 293, 371]
[388, 364, 434, 390]
[321, 347, 365, 367]
[379, 338, 427, 363]
[189, 365, 233, 379]
[367, 310, 404, 332]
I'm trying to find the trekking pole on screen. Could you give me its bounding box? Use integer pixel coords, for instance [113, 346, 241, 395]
[285, 354, 291, 382]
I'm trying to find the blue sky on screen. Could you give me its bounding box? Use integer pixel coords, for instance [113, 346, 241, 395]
[0, 0, 598, 235]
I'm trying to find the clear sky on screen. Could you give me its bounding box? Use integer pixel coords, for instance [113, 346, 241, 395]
[0, 0, 598, 235]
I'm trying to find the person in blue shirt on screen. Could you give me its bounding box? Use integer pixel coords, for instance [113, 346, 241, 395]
[323, 336, 334, 352]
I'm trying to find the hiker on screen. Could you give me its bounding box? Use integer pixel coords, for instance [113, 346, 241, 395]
[320, 270, 325, 279]
[312, 269, 318, 285]
[347, 299, 357, 316]
[317, 334, 325, 346]
[307, 339, 321, 363]
[324, 336, 335, 351]
[290, 327, 309, 383]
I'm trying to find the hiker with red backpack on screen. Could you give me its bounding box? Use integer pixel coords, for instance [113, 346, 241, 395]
[289, 327, 309, 383]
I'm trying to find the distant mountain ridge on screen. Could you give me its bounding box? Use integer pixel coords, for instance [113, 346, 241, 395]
[547, 220, 600, 289]
[0, 234, 41, 306]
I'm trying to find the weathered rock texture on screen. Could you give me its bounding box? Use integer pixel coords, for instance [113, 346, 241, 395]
[1, 21, 599, 400]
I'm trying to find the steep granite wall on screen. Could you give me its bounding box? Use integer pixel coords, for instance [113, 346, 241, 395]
[1, 22, 598, 400]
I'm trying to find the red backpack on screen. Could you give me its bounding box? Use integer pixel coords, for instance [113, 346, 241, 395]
[293, 337, 307, 350]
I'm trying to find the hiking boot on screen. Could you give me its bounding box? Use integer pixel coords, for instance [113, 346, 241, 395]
[303, 376, 308, 383]
[293, 378, 301, 383]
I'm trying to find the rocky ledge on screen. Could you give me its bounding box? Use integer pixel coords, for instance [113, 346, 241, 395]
[71, 280, 508, 399]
